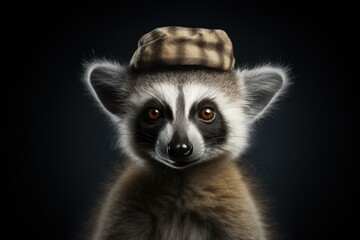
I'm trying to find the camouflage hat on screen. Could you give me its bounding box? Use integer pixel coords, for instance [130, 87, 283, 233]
[130, 26, 235, 71]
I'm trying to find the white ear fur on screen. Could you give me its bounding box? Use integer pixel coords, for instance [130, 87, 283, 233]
[238, 65, 289, 122]
[83, 60, 129, 120]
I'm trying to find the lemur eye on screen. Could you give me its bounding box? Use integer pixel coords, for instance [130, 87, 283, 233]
[146, 107, 162, 122]
[198, 107, 216, 122]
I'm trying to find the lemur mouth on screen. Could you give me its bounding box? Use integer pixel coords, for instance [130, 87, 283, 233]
[171, 159, 199, 168]
[154, 148, 202, 169]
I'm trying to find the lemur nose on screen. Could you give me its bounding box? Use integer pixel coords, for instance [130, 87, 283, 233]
[167, 133, 193, 159]
[168, 143, 193, 158]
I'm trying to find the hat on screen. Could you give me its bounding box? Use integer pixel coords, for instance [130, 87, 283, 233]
[130, 26, 235, 71]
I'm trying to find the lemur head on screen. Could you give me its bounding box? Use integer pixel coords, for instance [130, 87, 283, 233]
[84, 27, 288, 169]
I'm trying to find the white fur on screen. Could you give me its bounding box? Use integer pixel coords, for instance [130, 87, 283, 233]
[84, 60, 126, 122]
[153, 122, 174, 167]
[186, 122, 205, 160]
[152, 83, 179, 117]
[182, 83, 216, 119]
[238, 65, 289, 122]
[183, 82, 249, 160]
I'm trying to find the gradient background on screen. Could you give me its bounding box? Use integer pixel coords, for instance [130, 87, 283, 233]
[14, 3, 355, 240]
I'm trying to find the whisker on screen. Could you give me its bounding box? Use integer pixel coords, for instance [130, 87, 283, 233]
[134, 129, 157, 139]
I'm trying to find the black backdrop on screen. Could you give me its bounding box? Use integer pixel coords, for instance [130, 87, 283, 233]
[13, 3, 356, 240]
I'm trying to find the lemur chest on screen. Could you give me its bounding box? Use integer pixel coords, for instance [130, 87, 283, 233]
[117, 173, 241, 239]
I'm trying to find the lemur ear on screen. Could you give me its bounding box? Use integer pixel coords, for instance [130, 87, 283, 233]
[238, 66, 289, 121]
[84, 60, 129, 118]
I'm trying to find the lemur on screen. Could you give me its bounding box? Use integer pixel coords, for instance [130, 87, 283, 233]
[84, 27, 289, 240]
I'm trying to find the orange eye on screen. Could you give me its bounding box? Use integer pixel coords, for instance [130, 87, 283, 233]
[147, 107, 161, 121]
[199, 107, 216, 122]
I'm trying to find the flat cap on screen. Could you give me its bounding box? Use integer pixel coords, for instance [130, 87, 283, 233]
[130, 26, 235, 71]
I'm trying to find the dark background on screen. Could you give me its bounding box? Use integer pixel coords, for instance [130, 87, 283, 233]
[12, 3, 356, 240]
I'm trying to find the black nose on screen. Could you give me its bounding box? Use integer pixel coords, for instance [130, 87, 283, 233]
[168, 142, 193, 159]
[167, 136, 193, 159]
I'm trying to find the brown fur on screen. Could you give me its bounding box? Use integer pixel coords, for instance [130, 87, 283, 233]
[90, 154, 267, 240]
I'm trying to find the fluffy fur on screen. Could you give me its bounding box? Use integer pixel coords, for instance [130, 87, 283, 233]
[84, 60, 288, 240]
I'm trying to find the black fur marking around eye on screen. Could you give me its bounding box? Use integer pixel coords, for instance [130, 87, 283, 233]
[189, 99, 228, 146]
[132, 99, 173, 160]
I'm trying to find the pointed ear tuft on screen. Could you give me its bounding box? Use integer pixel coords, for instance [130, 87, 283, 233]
[83, 60, 130, 118]
[238, 65, 290, 121]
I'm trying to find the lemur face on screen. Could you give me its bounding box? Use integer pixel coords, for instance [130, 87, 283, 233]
[86, 62, 288, 169]
[112, 70, 249, 169]
[130, 81, 239, 169]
